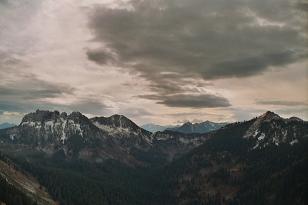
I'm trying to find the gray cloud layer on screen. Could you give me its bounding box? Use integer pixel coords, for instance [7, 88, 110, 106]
[0, 79, 74, 100]
[256, 99, 308, 106]
[138, 94, 230, 108]
[0, 74, 108, 115]
[86, 0, 307, 108]
[158, 94, 231, 108]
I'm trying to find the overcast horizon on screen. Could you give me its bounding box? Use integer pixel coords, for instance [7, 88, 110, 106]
[0, 0, 307, 125]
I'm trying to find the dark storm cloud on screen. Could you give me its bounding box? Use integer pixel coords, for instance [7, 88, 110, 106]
[0, 99, 109, 116]
[0, 0, 8, 6]
[86, 49, 115, 65]
[86, 0, 307, 107]
[208, 50, 306, 79]
[0, 85, 74, 100]
[0, 77, 70, 113]
[0, 75, 108, 115]
[139, 94, 231, 108]
[295, 1, 308, 32]
[68, 100, 110, 115]
[296, 2, 308, 12]
[0, 78, 75, 100]
[0, 100, 59, 113]
[0, 101, 27, 112]
[87, 0, 307, 78]
[256, 100, 308, 106]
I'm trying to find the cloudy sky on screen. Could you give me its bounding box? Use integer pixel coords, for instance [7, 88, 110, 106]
[0, 0, 307, 125]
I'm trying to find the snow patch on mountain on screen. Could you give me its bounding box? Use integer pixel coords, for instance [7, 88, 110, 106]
[245, 111, 307, 150]
[257, 133, 265, 141]
[290, 139, 298, 145]
[93, 122, 132, 136]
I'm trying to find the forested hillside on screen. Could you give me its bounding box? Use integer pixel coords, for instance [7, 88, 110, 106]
[0, 111, 307, 205]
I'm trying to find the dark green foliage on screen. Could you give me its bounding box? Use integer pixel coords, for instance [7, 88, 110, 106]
[0, 177, 39, 205]
[66, 134, 85, 156]
[0, 155, 38, 205]
[161, 123, 308, 205]
[5, 154, 172, 205]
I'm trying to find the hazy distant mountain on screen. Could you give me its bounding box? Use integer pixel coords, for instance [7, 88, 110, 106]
[141, 123, 175, 132]
[166, 120, 227, 133]
[142, 121, 226, 134]
[0, 122, 15, 129]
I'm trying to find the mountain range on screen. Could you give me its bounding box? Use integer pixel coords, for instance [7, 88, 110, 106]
[0, 110, 209, 166]
[142, 121, 227, 134]
[166, 121, 227, 133]
[141, 123, 174, 133]
[0, 110, 307, 205]
[0, 123, 15, 130]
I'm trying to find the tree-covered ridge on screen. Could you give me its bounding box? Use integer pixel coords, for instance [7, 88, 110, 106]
[0, 154, 56, 205]
[162, 119, 308, 205]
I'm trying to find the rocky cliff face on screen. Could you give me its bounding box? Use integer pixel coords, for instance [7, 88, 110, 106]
[242, 111, 308, 149]
[1, 110, 209, 165]
[91, 115, 153, 149]
[14, 110, 101, 145]
[1, 110, 307, 166]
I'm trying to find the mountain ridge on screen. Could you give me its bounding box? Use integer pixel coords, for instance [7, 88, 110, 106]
[0, 154, 56, 205]
[0, 123, 15, 130]
[166, 120, 227, 134]
[0, 110, 307, 205]
[141, 123, 174, 133]
[2, 110, 306, 157]
[0, 109, 212, 165]
[161, 111, 308, 205]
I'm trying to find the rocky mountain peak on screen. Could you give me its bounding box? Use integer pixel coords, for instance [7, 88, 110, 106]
[244, 111, 307, 149]
[183, 122, 193, 126]
[259, 111, 281, 121]
[20, 110, 90, 124]
[244, 111, 281, 133]
[68, 111, 82, 117]
[21, 110, 61, 124]
[67, 111, 90, 123]
[109, 114, 136, 128]
[91, 114, 149, 134]
[288, 116, 303, 122]
[167, 120, 227, 134]
[60, 112, 68, 118]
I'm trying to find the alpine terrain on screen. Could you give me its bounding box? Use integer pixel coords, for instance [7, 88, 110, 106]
[0, 110, 307, 205]
[166, 121, 227, 134]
